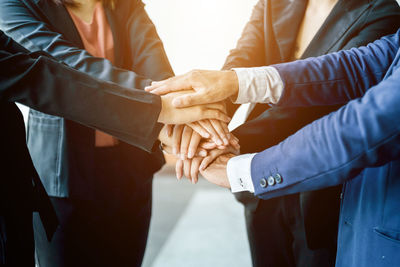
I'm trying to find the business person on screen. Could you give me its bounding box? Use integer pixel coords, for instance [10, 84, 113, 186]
[0, 0, 229, 266]
[146, 29, 400, 267]
[221, 0, 400, 266]
[147, 0, 400, 265]
[0, 29, 226, 266]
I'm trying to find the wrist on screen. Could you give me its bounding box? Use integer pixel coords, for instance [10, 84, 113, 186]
[157, 96, 166, 123]
[224, 70, 239, 100]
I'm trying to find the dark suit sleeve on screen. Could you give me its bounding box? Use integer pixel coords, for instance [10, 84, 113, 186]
[222, 0, 266, 70]
[0, 31, 162, 152]
[0, 0, 153, 90]
[274, 34, 399, 107]
[252, 66, 400, 199]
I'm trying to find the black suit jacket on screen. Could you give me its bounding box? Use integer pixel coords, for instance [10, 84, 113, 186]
[0, 30, 164, 263]
[224, 0, 400, 249]
[0, 0, 174, 199]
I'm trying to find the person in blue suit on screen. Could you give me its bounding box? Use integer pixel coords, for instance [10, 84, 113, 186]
[146, 29, 400, 266]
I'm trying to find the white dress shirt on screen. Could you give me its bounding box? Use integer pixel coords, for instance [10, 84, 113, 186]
[227, 67, 284, 193]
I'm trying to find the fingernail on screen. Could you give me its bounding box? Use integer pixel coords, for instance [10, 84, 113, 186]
[216, 139, 223, 146]
[223, 138, 229, 145]
[199, 150, 207, 157]
[173, 147, 177, 155]
[200, 165, 205, 171]
[203, 133, 210, 138]
[180, 154, 186, 160]
[188, 150, 194, 159]
[192, 178, 196, 184]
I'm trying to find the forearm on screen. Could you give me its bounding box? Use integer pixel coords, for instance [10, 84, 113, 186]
[0, 0, 151, 90]
[0, 48, 162, 152]
[249, 67, 400, 199]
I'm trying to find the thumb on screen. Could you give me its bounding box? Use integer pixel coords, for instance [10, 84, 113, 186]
[172, 92, 208, 108]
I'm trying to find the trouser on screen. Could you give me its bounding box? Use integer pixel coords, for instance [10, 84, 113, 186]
[0, 212, 35, 266]
[244, 193, 337, 267]
[34, 145, 154, 267]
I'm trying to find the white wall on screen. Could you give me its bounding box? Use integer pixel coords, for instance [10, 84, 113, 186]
[143, 0, 258, 75]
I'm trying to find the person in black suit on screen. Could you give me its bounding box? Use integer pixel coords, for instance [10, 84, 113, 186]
[0, 1, 228, 266]
[0, 30, 227, 266]
[221, 0, 400, 266]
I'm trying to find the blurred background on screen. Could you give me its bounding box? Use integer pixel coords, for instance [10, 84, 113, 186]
[140, 1, 257, 266]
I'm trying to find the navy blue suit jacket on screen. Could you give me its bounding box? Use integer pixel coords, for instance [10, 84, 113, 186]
[251, 31, 400, 266]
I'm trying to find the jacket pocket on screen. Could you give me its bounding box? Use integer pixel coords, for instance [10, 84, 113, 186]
[27, 110, 65, 197]
[374, 227, 400, 245]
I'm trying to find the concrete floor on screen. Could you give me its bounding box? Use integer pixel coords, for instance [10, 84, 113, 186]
[142, 165, 252, 267]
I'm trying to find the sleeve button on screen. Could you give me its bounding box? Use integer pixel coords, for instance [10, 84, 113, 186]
[274, 174, 283, 184]
[267, 176, 276, 186]
[260, 178, 267, 188]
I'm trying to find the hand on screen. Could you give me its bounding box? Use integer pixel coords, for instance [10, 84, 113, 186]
[188, 119, 230, 147]
[172, 124, 207, 159]
[200, 153, 236, 188]
[157, 91, 231, 124]
[199, 134, 240, 151]
[176, 146, 239, 184]
[158, 124, 174, 148]
[159, 124, 207, 157]
[146, 70, 239, 108]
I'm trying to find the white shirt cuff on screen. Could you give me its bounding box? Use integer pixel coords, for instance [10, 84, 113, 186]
[227, 153, 256, 193]
[232, 66, 283, 104]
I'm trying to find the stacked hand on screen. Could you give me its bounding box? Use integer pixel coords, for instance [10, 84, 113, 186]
[149, 70, 241, 188]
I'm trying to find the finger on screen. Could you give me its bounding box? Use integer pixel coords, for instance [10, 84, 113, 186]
[180, 126, 193, 160]
[196, 149, 208, 157]
[166, 124, 174, 137]
[172, 125, 184, 155]
[188, 132, 202, 159]
[199, 148, 227, 170]
[200, 141, 217, 150]
[210, 119, 229, 146]
[199, 120, 223, 146]
[221, 121, 231, 136]
[229, 134, 240, 150]
[201, 109, 231, 123]
[200, 155, 214, 171]
[190, 157, 202, 184]
[175, 159, 183, 180]
[187, 122, 210, 139]
[146, 77, 192, 95]
[229, 137, 240, 150]
[144, 80, 169, 92]
[183, 159, 192, 181]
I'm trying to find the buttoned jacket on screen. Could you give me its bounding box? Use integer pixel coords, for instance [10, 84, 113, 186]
[252, 31, 400, 267]
[227, 0, 400, 248]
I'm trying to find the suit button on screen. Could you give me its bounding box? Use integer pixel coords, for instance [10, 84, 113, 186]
[267, 176, 275, 186]
[260, 178, 267, 188]
[274, 174, 282, 184]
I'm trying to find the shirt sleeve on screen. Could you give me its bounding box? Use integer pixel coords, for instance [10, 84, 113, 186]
[232, 66, 284, 104]
[227, 153, 257, 193]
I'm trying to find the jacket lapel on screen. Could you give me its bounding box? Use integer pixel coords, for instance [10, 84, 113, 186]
[270, 0, 307, 61]
[301, 0, 371, 58]
[33, 0, 84, 48]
